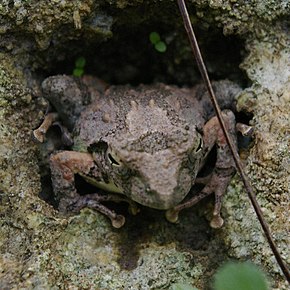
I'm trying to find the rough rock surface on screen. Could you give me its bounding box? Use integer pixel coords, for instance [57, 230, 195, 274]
[0, 1, 289, 289]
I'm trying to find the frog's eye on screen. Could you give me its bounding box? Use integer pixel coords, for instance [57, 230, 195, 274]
[106, 149, 123, 167]
[189, 136, 203, 163]
[195, 136, 203, 153]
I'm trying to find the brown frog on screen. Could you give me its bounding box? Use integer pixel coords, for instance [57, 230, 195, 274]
[34, 75, 251, 228]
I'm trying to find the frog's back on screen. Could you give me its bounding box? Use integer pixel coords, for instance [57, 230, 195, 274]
[73, 83, 206, 150]
[73, 80, 241, 151]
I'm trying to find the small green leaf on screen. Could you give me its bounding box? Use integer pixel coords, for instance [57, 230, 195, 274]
[73, 68, 84, 77]
[154, 41, 167, 53]
[171, 283, 198, 290]
[75, 56, 86, 68]
[213, 262, 269, 290]
[149, 32, 160, 44]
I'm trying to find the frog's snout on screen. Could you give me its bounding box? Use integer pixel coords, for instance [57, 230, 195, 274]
[130, 165, 192, 210]
[130, 179, 188, 210]
[145, 188, 183, 210]
[120, 148, 194, 209]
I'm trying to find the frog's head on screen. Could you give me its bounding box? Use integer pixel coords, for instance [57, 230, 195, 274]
[101, 100, 204, 209]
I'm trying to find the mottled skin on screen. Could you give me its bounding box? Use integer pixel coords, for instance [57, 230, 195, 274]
[34, 75, 243, 228]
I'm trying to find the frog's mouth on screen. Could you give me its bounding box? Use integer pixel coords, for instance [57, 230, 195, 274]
[130, 184, 187, 210]
[129, 168, 192, 210]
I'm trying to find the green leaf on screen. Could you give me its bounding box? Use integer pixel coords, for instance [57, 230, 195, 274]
[213, 262, 269, 290]
[75, 56, 86, 68]
[73, 68, 84, 77]
[155, 41, 167, 53]
[149, 32, 160, 44]
[171, 283, 198, 290]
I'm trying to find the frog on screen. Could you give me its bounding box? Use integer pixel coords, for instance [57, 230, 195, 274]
[34, 75, 252, 228]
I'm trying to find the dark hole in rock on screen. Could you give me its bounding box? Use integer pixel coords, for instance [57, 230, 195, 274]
[36, 17, 248, 86]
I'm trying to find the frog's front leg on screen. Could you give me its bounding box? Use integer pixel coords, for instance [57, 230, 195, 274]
[50, 151, 134, 228]
[33, 112, 58, 142]
[166, 110, 237, 228]
[33, 112, 73, 146]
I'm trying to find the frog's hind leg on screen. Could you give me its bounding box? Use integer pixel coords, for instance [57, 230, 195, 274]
[166, 110, 237, 228]
[50, 151, 134, 228]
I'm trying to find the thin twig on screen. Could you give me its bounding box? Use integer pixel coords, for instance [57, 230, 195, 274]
[177, 0, 290, 283]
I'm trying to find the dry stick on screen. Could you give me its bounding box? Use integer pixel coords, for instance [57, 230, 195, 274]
[177, 0, 290, 283]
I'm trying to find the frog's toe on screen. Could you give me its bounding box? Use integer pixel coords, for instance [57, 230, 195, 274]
[236, 123, 254, 136]
[165, 208, 179, 223]
[32, 128, 45, 143]
[111, 215, 126, 228]
[210, 214, 224, 229]
[32, 112, 59, 143]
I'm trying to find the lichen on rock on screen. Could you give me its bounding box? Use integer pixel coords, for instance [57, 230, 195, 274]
[223, 29, 290, 289]
[0, 1, 289, 289]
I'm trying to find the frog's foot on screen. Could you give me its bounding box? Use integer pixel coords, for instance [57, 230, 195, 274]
[67, 194, 125, 228]
[33, 112, 58, 142]
[166, 167, 234, 228]
[67, 193, 140, 228]
[206, 167, 235, 228]
[236, 123, 253, 136]
[33, 113, 73, 145]
[165, 190, 212, 224]
[167, 110, 237, 228]
[91, 190, 140, 217]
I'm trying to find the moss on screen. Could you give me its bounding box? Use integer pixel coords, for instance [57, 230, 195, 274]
[0, 53, 61, 288]
[0, 1, 95, 48]
[192, 0, 289, 35]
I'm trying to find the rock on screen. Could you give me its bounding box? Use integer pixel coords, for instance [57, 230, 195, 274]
[0, 1, 289, 289]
